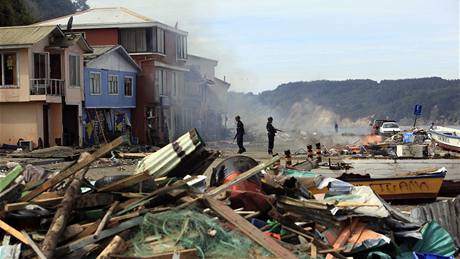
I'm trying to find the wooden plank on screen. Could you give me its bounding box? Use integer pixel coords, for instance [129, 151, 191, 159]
[94, 201, 119, 239]
[111, 248, 197, 259]
[96, 235, 127, 259]
[205, 197, 297, 259]
[0, 165, 23, 192]
[205, 155, 280, 197]
[97, 172, 151, 192]
[311, 243, 317, 258]
[5, 197, 64, 212]
[21, 230, 46, 259]
[56, 216, 143, 254]
[21, 136, 126, 202]
[0, 219, 29, 245]
[117, 152, 153, 159]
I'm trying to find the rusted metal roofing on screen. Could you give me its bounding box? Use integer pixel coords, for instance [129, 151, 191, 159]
[0, 25, 60, 48]
[410, 196, 460, 248]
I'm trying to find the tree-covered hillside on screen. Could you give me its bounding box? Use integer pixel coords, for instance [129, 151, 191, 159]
[0, 0, 89, 26]
[230, 77, 460, 127]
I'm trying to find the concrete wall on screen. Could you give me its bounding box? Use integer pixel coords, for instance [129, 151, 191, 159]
[49, 103, 63, 146]
[0, 102, 43, 146]
[0, 48, 30, 102]
[186, 55, 217, 80]
[77, 29, 119, 46]
[84, 68, 137, 108]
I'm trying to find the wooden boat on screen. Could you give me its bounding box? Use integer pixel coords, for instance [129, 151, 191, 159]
[309, 169, 446, 201]
[429, 126, 460, 152]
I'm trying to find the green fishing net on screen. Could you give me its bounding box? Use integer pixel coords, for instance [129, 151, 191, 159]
[131, 209, 256, 258]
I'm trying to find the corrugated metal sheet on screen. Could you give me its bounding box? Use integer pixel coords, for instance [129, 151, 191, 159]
[0, 25, 58, 47]
[136, 129, 206, 178]
[410, 196, 460, 248]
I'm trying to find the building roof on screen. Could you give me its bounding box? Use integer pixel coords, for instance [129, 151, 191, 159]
[0, 25, 61, 48]
[215, 77, 231, 88]
[84, 45, 141, 71]
[188, 54, 218, 64]
[35, 7, 187, 35]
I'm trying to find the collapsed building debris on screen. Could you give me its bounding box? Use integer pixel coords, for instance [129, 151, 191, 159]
[0, 128, 458, 259]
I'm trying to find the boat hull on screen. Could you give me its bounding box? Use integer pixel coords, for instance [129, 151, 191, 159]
[310, 172, 445, 200]
[429, 127, 460, 152]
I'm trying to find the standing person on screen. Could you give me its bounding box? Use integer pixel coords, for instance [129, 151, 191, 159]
[234, 115, 246, 154]
[334, 121, 339, 133]
[266, 117, 279, 155]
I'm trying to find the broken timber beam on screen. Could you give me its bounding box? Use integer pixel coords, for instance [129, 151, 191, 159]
[205, 197, 297, 259]
[96, 235, 127, 259]
[205, 155, 280, 197]
[56, 216, 142, 255]
[21, 231, 46, 259]
[21, 136, 126, 202]
[0, 219, 29, 245]
[41, 178, 83, 258]
[41, 153, 91, 259]
[94, 201, 120, 239]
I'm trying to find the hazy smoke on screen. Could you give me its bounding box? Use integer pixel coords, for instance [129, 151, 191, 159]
[226, 93, 370, 148]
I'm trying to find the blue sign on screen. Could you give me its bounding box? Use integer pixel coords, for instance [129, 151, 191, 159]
[414, 104, 422, 116]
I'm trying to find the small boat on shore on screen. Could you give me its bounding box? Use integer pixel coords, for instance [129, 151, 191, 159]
[306, 168, 447, 201]
[429, 126, 460, 152]
[335, 169, 446, 200]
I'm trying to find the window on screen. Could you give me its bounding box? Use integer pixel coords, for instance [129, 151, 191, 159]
[176, 35, 187, 59]
[124, 77, 133, 97]
[155, 69, 167, 97]
[157, 28, 165, 54]
[172, 72, 178, 96]
[33, 53, 48, 79]
[89, 72, 101, 95]
[108, 75, 119, 95]
[0, 53, 18, 87]
[120, 28, 147, 53]
[69, 54, 80, 87]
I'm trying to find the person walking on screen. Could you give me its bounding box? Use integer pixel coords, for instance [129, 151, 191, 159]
[266, 117, 279, 155]
[234, 115, 246, 154]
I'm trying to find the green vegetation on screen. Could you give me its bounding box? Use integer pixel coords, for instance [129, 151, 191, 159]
[0, 0, 34, 26]
[0, 0, 89, 26]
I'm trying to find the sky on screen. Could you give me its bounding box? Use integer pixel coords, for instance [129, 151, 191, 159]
[88, 0, 460, 93]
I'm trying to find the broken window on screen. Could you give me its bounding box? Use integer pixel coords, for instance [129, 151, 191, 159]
[108, 75, 119, 95]
[124, 76, 133, 96]
[69, 54, 80, 87]
[176, 35, 187, 59]
[89, 72, 101, 95]
[0, 52, 18, 87]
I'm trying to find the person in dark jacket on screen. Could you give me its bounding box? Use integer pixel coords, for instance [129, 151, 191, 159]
[234, 115, 246, 153]
[266, 117, 279, 154]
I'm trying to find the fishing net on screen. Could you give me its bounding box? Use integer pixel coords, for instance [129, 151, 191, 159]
[131, 209, 256, 258]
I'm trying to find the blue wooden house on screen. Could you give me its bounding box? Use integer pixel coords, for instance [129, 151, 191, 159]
[83, 45, 140, 145]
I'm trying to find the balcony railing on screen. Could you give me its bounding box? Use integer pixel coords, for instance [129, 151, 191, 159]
[30, 78, 64, 96]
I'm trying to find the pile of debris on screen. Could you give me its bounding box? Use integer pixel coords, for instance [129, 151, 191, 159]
[0, 129, 457, 258]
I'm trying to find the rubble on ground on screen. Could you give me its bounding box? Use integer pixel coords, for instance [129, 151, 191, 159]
[0, 129, 458, 258]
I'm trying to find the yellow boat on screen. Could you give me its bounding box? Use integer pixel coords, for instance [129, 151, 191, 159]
[310, 171, 446, 201]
